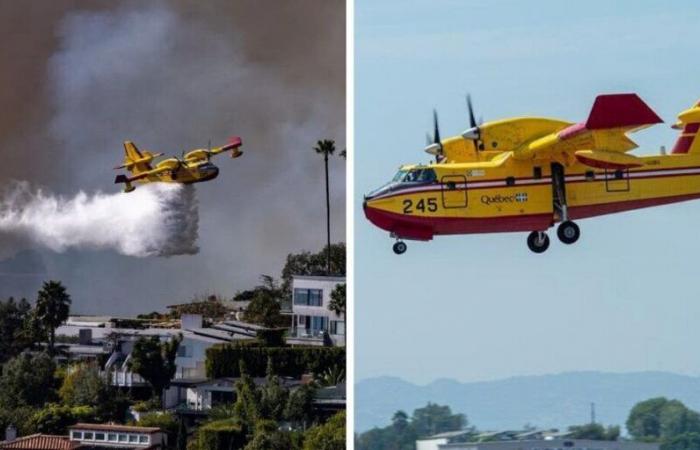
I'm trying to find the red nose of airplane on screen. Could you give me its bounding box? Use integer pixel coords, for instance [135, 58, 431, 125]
[363, 201, 434, 241]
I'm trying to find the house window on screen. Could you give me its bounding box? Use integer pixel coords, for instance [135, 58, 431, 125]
[294, 288, 308, 305]
[139, 435, 149, 443]
[330, 321, 345, 335]
[119, 434, 128, 442]
[308, 289, 322, 306]
[129, 434, 138, 443]
[309, 316, 327, 331]
[84, 432, 93, 440]
[294, 288, 323, 306]
[95, 433, 105, 441]
[71, 431, 82, 440]
[108, 434, 117, 442]
[177, 345, 188, 357]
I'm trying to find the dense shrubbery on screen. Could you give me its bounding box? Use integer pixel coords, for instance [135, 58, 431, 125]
[195, 418, 246, 450]
[206, 344, 345, 378]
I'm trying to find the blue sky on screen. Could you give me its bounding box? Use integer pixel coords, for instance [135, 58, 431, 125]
[355, 0, 700, 384]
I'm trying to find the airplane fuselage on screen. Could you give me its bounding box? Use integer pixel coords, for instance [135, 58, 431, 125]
[364, 152, 700, 241]
[140, 159, 220, 185]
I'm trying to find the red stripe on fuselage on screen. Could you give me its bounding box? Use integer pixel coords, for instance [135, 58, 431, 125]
[365, 193, 700, 240]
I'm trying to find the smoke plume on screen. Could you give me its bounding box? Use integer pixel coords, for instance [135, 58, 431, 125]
[0, 183, 198, 257]
[0, 0, 345, 314]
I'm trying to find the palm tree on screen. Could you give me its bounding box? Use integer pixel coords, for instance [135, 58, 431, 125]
[35, 280, 71, 355]
[314, 139, 336, 275]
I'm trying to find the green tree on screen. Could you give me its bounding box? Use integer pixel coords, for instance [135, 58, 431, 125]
[285, 384, 316, 429]
[662, 432, 700, 450]
[392, 411, 409, 432]
[314, 139, 336, 275]
[0, 352, 57, 409]
[244, 291, 285, 328]
[176, 418, 188, 450]
[244, 419, 300, 450]
[0, 297, 32, 361]
[303, 411, 345, 450]
[59, 364, 105, 406]
[628, 397, 669, 440]
[567, 423, 620, 441]
[260, 359, 289, 420]
[128, 334, 181, 401]
[281, 243, 346, 297]
[34, 280, 71, 355]
[328, 283, 345, 317]
[411, 403, 466, 438]
[137, 411, 178, 445]
[29, 404, 95, 435]
[232, 362, 262, 434]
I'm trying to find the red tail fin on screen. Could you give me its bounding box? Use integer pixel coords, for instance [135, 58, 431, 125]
[671, 100, 700, 154]
[585, 93, 663, 130]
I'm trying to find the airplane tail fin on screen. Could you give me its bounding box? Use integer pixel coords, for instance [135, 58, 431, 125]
[116, 141, 155, 173]
[585, 93, 663, 130]
[671, 100, 700, 154]
[114, 174, 135, 193]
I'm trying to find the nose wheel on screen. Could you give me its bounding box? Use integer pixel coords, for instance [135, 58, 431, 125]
[527, 231, 550, 254]
[557, 220, 580, 244]
[392, 241, 407, 255]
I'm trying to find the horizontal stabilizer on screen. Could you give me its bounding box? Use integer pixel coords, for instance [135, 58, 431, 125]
[575, 149, 644, 170]
[585, 94, 663, 130]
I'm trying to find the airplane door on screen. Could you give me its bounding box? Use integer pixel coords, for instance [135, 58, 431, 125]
[441, 175, 467, 208]
[604, 168, 630, 192]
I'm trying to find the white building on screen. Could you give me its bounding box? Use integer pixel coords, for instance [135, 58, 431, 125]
[68, 423, 166, 449]
[290, 275, 345, 345]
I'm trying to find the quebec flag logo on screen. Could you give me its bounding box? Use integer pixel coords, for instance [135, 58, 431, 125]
[515, 192, 528, 203]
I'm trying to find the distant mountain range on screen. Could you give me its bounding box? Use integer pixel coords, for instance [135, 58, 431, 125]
[356, 371, 700, 433]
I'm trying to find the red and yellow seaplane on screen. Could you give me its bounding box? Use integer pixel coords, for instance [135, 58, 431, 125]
[364, 94, 700, 254]
[114, 136, 243, 193]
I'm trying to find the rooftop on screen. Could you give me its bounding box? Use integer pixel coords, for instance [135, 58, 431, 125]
[69, 423, 161, 434]
[0, 434, 77, 449]
[292, 275, 346, 282]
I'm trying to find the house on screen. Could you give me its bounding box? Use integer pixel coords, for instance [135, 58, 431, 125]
[417, 430, 475, 450]
[167, 377, 302, 412]
[0, 434, 77, 449]
[68, 424, 165, 449]
[290, 275, 345, 345]
[0, 424, 166, 449]
[420, 437, 659, 450]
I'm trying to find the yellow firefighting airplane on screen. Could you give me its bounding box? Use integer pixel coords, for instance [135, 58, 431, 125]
[364, 94, 700, 254]
[114, 136, 243, 192]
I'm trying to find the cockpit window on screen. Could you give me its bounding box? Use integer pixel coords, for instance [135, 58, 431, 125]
[404, 169, 437, 183]
[392, 170, 409, 182]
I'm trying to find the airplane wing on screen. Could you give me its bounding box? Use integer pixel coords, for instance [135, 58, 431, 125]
[209, 136, 243, 158]
[183, 136, 244, 163]
[511, 94, 663, 162]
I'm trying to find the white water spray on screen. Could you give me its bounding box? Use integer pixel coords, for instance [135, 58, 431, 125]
[0, 182, 198, 257]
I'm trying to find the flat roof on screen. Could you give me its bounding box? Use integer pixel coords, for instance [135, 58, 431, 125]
[292, 275, 346, 282]
[69, 423, 161, 434]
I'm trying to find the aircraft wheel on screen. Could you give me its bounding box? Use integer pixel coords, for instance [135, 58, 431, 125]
[527, 231, 550, 254]
[392, 241, 407, 255]
[557, 221, 580, 244]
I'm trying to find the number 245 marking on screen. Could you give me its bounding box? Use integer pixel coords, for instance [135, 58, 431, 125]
[403, 198, 438, 214]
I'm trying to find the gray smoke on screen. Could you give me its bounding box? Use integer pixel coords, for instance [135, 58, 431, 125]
[0, 0, 345, 314]
[0, 182, 198, 257]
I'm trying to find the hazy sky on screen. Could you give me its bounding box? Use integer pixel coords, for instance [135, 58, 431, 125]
[355, 0, 700, 384]
[0, 1, 345, 315]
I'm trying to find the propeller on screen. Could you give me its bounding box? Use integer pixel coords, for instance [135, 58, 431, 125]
[462, 94, 484, 150]
[424, 109, 443, 161]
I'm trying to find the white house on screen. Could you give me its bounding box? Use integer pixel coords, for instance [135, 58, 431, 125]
[290, 275, 345, 345]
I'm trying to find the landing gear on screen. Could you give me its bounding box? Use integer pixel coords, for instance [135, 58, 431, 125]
[527, 231, 550, 254]
[557, 220, 580, 244]
[392, 241, 407, 255]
